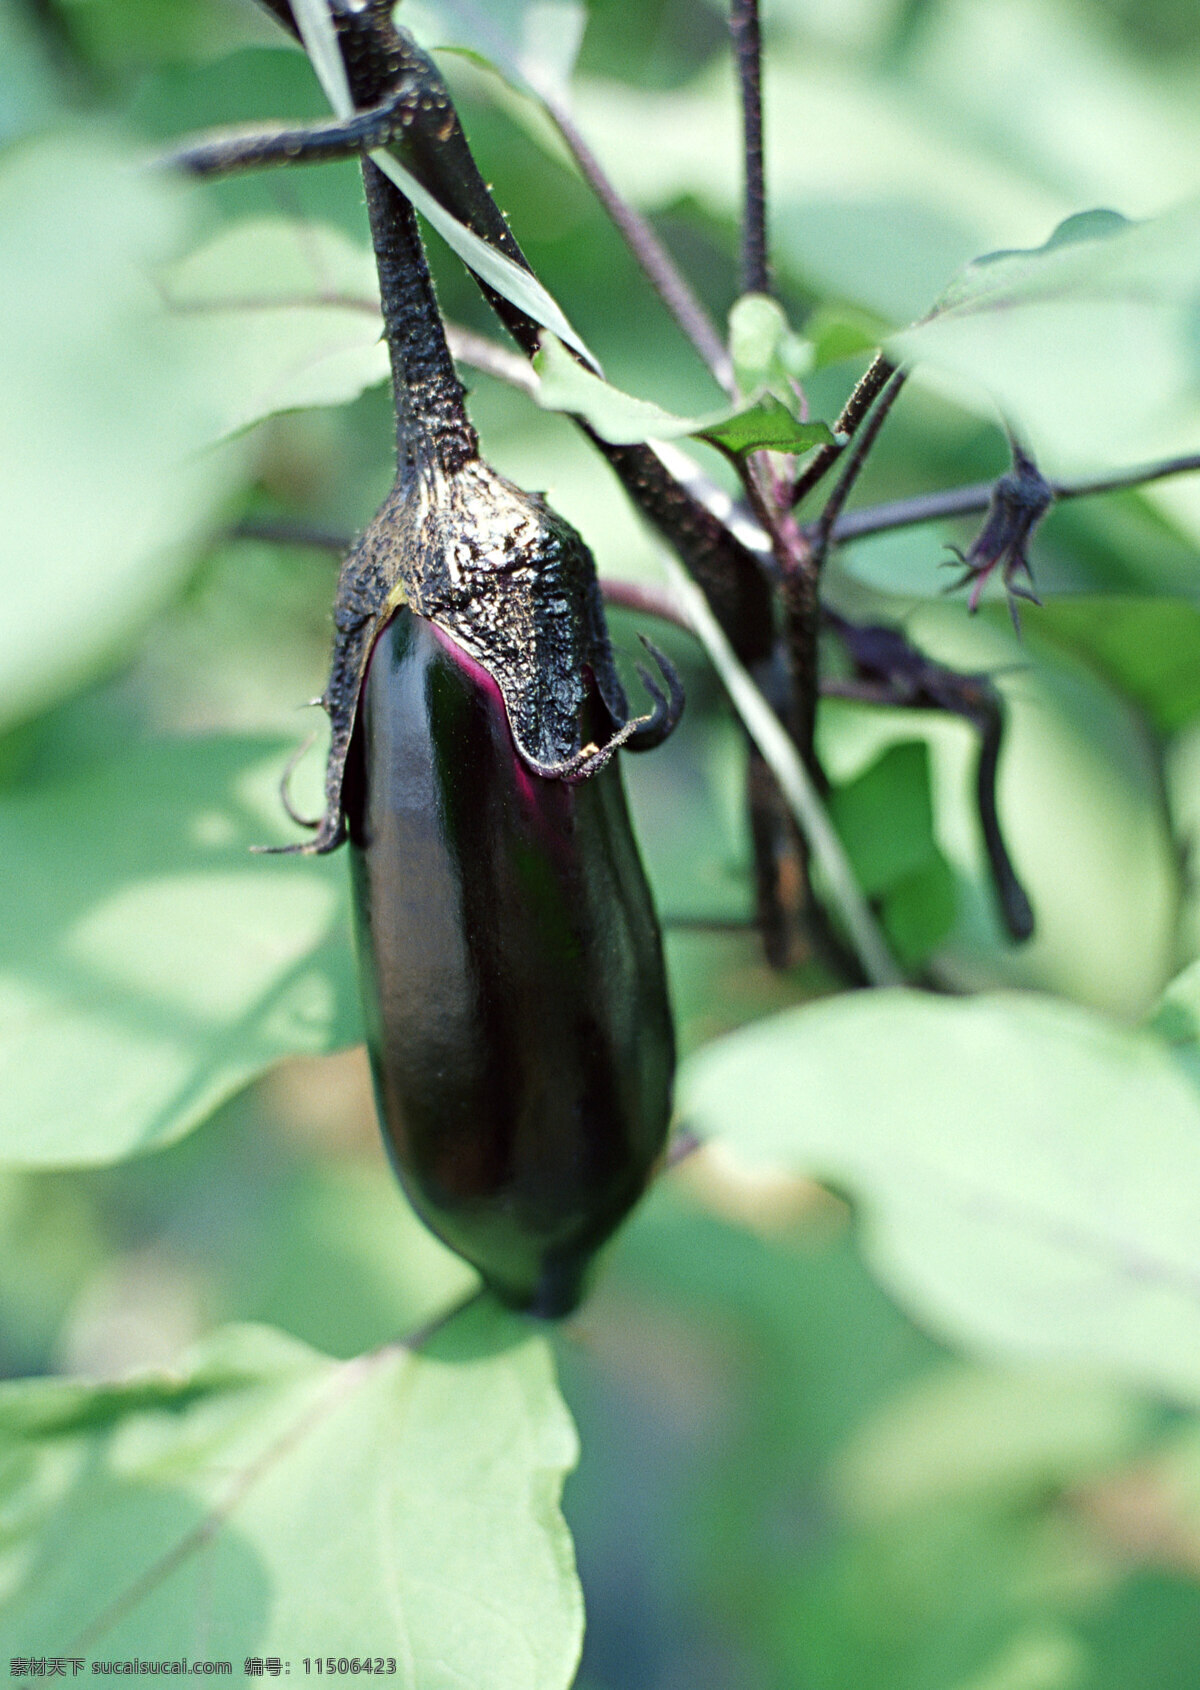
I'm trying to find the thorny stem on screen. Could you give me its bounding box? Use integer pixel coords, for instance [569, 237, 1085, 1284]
[790, 352, 897, 509]
[730, 0, 768, 297]
[196, 2, 775, 663]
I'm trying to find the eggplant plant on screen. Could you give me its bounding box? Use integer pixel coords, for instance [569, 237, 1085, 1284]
[5, 0, 1200, 1679]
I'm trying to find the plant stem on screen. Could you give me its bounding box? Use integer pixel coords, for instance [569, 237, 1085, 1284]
[790, 352, 896, 508]
[655, 549, 903, 987]
[810, 448, 1200, 545]
[730, 0, 768, 297]
[445, 323, 537, 394]
[809, 368, 907, 568]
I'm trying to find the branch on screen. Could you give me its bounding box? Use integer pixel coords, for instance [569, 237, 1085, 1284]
[809, 367, 908, 569]
[790, 352, 896, 509]
[445, 322, 537, 395]
[730, 0, 768, 297]
[233, 515, 349, 550]
[814, 448, 1200, 547]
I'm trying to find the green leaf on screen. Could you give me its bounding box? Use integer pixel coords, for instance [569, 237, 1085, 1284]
[406, 0, 587, 100]
[827, 741, 940, 898]
[890, 200, 1200, 476]
[0, 1308, 583, 1680]
[825, 740, 957, 966]
[1032, 596, 1200, 736]
[0, 0, 59, 145]
[0, 131, 252, 734]
[163, 217, 391, 435]
[682, 989, 1200, 1405]
[833, 1363, 1149, 1520]
[0, 736, 359, 1168]
[880, 856, 957, 968]
[533, 333, 835, 453]
[728, 291, 812, 402]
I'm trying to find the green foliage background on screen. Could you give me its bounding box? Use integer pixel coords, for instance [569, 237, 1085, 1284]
[4, 0, 1200, 1682]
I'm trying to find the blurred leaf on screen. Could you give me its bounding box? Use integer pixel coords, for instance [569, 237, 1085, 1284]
[163, 217, 390, 436]
[53, 0, 279, 66]
[890, 201, 1200, 477]
[0, 1171, 110, 1376]
[880, 855, 957, 968]
[1032, 596, 1200, 735]
[805, 303, 886, 369]
[0, 1307, 584, 1681]
[0, 1, 60, 144]
[909, 0, 1200, 217]
[0, 736, 359, 1168]
[728, 291, 812, 403]
[225, 1161, 479, 1358]
[1165, 721, 1200, 967]
[1080, 1573, 1200, 1690]
[533, 331, 835, 452]
[407, 0, 587, 99]
[833, 1364, 1150, 1521]
[827, 740, 939, 897]
[682, 989, 1200, 1404]
[1149, 958, 1200, 1047]
[818, 604, 1180, 1017]
[0, 131, 252, 734]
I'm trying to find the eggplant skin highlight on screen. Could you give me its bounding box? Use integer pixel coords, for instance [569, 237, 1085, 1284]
[345, 607, 676, 1319]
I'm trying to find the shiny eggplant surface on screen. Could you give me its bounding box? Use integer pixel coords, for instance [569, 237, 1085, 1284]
[346, 608, 675, 1318]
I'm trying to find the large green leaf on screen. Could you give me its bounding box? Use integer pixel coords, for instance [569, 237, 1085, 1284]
[681, 990, 1200, 1405]
[0, 736, 358, 1167]
[890, 201, 1200, 476]
[0, 1308, 583, 1681]
[0, 131, 254, 733]
[163, 217, 390, 436]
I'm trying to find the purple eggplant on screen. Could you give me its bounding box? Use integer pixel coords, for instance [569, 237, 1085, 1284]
[345, 610, 674, 1315]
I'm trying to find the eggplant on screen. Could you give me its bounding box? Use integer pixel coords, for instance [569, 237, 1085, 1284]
[168, 0, 683, 1313]
[345, 610, 674, 1315]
